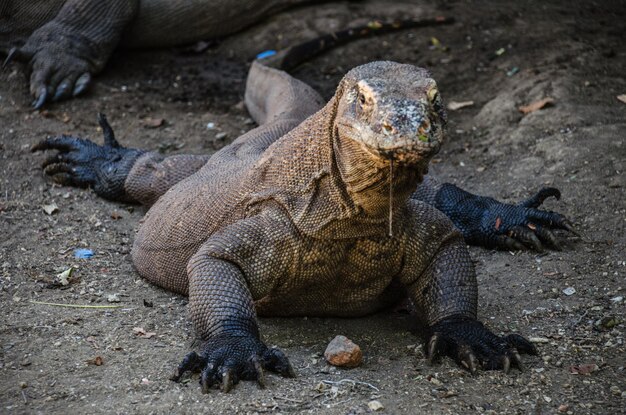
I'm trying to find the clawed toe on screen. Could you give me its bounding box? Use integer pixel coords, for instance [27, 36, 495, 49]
[427, 317, 537, 375]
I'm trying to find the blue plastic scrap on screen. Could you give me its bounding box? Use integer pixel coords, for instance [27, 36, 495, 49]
[74, 248, 94, 259]
[256, 50, 277, 59]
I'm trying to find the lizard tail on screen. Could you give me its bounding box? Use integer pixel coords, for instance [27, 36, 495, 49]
[258, 16, 455, 71]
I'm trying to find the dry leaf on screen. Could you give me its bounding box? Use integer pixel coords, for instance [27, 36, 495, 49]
[56, 267, 74, 286]
[86, 356, 104, 366]
[448, 100, 474, 111]
[133, 327, 157, 338]
[569, 363, 599, 375]
[142, 118, 165, 128]
[617, 94, 626, 104]
[518, 97, 555, 114]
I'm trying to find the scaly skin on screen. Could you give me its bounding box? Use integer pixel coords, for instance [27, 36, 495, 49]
[33, 61, 577, 392]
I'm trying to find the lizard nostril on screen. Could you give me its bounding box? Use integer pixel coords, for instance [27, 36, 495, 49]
[418, 119, 431, 136]
[383, 123, 394, 134]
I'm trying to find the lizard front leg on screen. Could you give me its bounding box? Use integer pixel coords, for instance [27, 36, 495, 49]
[402, 201, 537, 373]
[171, 212, 299, 392]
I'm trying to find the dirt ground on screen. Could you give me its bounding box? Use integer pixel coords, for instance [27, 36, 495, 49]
[1, 1, 625, 414]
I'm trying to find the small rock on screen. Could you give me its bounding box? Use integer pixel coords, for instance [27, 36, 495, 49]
[142, 117, 165, 128]
[107, 293, 121, 303]
[610, 385, 621, 396]
[447, 100, 474, 111]
[558, 404, 569, 412]
[368, 400, 384, 411]
[563, 287, 576, 296]
[610, 296, 623, 303]
[19, 381, 27, 389]
[215, 132, 228, 140]
[42, 203, 59, 215]
[324, 335, 362, 368]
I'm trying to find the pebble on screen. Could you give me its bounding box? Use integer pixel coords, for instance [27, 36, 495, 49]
[563, 287, 576, 296]
[324, 335, 362, 368]
[368, 400, 384, 411]
[215, 132, 228, 140]
[107, 293, 121, 303]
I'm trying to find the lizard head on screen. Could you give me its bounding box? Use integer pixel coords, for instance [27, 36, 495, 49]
[334, 61, 446, 171]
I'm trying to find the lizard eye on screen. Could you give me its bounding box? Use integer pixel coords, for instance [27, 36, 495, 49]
[358, 92, 367, 106]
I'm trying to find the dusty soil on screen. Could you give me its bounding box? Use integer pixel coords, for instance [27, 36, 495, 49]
[1, 1, 625, 414]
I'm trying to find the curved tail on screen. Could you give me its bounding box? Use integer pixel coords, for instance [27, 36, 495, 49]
[258, 16, 455, 70]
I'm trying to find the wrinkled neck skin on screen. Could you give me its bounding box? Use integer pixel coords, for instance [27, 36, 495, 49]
[332, 128, 427, 220]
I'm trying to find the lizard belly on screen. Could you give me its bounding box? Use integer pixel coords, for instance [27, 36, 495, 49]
[255, 237, 406, 317]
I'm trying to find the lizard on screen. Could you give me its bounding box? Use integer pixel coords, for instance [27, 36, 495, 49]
[32, 59, 576, 392]
[1, 0, 453, 109]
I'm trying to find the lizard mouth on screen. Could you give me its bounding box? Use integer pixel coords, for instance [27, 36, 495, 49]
[361, 136, 441, 165]
[337, 120, 442, 165]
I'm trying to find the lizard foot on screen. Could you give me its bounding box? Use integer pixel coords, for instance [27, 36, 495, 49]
[426, 316, 537, 374]
[31, 113, 144, 201]
[170, 334, 295, 393]
[440, 184, 578, 251]
[5, 25, 96, 108]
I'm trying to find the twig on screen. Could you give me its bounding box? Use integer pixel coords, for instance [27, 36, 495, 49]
[570, 310, 589, 330]
[273, 396, 304, 404]
[29, 300, 123, 309]
[321, 378, 380, 392]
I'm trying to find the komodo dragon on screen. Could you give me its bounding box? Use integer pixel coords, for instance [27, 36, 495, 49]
[32, 60, 575, 392]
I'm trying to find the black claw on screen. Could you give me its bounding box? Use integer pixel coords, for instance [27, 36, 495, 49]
[510, 350, 524, 372]
[42, 153, 63, 168]
[458, 345, 478, 374]
[98, 113, 119, 148]
[221, 369, 234, 393]
[561, 220, 580, 236]
[493, 235, 525, 251]
[508, 225, 543, 251]
[3, 47, 20, 69]
[52, 81, 71, 102]
[502, 356, 511, 374]
[534, 225, 562, 250]
[427, 334, 439, 364]
[171, 351, 205, 382]
[73, 73, 91, 96]
[33, 87, 48, 109]
[200, 363, 218, 393]
[43, 162, 72, 176]
[252, 357, 267, 389]
[505, 333, 538, 355]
